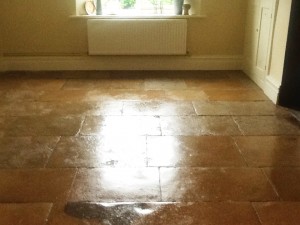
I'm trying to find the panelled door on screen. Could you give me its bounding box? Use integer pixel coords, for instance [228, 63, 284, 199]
[254, 0, 276, 79]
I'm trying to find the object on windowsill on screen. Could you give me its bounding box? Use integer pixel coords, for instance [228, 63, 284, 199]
[85, 0, 96, 15]
[96, 0, 102, 15]
[174, 0, 184, 15]
[184, 0, 200, 15]
[183, 4, 191, 15]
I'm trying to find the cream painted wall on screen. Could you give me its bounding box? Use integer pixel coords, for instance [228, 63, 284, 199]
[0, 0, 87, 56]
[0, 0, 247, 56]
[188, 0, 247, 55]
[268, 0, 292, 85]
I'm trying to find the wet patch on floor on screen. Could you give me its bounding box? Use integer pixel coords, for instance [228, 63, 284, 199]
[64, 202, 159, 225]
[63, 201, 262, 225]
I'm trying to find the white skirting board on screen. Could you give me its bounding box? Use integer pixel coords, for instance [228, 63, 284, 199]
[0, 55, 243, 71]
[243, 64, 266, 88]
[243, 67, 281, 104]
[264, 75, 281, 104]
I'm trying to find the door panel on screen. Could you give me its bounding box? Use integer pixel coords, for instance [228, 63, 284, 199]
[256, 7, 272, 71]
[254, 0, 274, 78]
[243, 0, 276, 86]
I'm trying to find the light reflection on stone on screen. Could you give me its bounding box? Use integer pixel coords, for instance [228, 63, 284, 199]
[69, 168, 161, 202]
[81, 116, 161, 136]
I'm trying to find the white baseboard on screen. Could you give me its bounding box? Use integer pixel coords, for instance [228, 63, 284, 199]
[242, 65, 266, 89]
[1, 55, 243, 71]
[264, 75, 280, 104]
[243, 65, 281, 103]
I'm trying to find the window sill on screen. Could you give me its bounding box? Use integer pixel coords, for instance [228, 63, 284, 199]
[70, 14, 206, 19]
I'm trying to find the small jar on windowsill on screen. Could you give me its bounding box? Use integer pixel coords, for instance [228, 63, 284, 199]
[184, 0, 201, 15]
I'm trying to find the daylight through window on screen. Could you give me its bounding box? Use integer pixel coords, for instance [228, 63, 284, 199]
[102, 0, 175, 15]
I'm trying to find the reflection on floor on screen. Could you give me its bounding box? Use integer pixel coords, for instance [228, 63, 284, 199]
[0, 70, 299, 225]
[291, 110, 300, 122]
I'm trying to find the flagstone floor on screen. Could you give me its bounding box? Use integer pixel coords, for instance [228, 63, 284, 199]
[0, 70, 299, 225]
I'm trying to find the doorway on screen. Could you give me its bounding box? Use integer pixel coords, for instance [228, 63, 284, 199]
[278, 0, 300, 110]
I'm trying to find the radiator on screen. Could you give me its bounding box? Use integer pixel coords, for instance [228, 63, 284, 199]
[87, 19, 187, 55]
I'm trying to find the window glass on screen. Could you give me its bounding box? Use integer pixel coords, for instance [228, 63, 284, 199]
[101, 0, 174, 15]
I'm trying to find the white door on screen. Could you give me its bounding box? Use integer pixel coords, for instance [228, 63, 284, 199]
[244, 0, 277, 86]
[254, 0, 277, 78]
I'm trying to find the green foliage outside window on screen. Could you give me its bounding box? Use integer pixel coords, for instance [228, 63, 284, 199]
[120, 0, 173, 9]
[149, 0, 173, 13]
[120, 0, 136, 9]
[149, 0, 173, 6]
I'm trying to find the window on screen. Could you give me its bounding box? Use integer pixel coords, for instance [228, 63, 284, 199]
[101, 0, 175, 15]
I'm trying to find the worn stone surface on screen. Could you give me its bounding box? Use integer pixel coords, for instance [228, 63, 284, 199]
[147, 136, 245, 167]
[0, 203, 52, 225]
[193, 101, 287, 116]
[122, 101, 196, 116]
[0, 169, 76, 202]
[164, 90, 208, 101]
[0, 71, 299, 224]
[253, 202, 300, 225]
[60, 202, 261, 225]
[160, 116, 241, 135]
[233, 115, 300, 135]
[69, 168, 160, 202]
[0, 136, 60, 168]
[1, 90, 45, 102]
[145, 78, 187, 90]
[63, 78, 144, 90]
[235, 136, 300, 167]
[35, 101, 124, 116]
[40, 90, 167, 102]
[160, 168, 278, 202]
[204, 89, 268, 101]
[264, 168, 300, 201]
[2, 115, 84, 136]
[48, 136, 147, 168]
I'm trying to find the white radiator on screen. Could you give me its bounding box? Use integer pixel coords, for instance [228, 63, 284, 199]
[87, 19, 187, 55]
